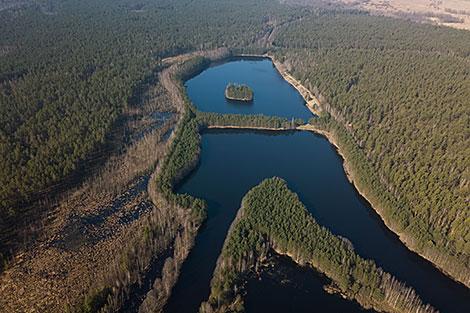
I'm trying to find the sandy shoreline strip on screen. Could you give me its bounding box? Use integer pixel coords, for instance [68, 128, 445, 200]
[235, 53, 468, 287]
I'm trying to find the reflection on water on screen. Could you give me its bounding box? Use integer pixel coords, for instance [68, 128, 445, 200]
[245, 254, 374, 313]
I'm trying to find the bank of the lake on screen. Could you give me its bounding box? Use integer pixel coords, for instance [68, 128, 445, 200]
[206, 53, 469, 288]
[202, 177, 435, 313]
[163, 56, 470, 313]
[282, 78, 468, 288]
[184, 57, 312, 120]
[235, 53, 321, 116]
[243, 53, 468, 288]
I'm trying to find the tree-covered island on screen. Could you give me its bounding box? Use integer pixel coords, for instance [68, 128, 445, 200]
[224, 83, 253, 101]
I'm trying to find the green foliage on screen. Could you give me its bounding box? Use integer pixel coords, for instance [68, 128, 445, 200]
[204, 178, 435, 313]
[0, 0, 299, 213]
[196, 111, 304, 129]
[1, 0, 468, 306]
[273, 11, 470, 56]
[225, 83, 253, 101]
[175, 57, 211, 84]
[155, 111, 206, 222]
[271, 11, 470, 279]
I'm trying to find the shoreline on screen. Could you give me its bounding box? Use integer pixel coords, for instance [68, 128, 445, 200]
[174, 53, 467, 305]
[202, 179, 434, 313]
[158, 51, 467, 313]
[205, 120, 470, 289]
[265, 56, 468, 287]
[206, 125, 293, 131]
[236, 53, 322, 117]
[235, 53, 468, 287]
[224, 96, 253, 102]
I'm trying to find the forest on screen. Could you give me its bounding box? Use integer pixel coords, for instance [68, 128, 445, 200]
[201, 177, 436, 313]
[270, 12, 470, 284]
[0, 0, 469, 311]
[0, 0, 302, 269]
[0, 0, 293, 213]
[196, 111, 304, 130]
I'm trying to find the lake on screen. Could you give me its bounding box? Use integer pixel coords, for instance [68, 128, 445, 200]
[164, 58, 470, 313]
[185, 57, 312, 120]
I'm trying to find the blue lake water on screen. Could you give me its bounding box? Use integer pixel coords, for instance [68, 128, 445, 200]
[185, 57, 312, 120]
[163, 58, 470, 313]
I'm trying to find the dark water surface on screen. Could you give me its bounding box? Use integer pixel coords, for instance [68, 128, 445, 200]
[245, 254, 372, 313]
[164, 59, 470, 313]
[185, 57, 312, 120]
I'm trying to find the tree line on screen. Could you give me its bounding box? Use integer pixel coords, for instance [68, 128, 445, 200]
[196, 111, 304, 130]
[271, 11, 470, 285]
[1, 0, 469, 308]
[0, 0, 299, 217]
[201, 177, 436, 313]
[0, 0, 303, 270]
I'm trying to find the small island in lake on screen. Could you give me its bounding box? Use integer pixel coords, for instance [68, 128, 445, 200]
[225, 83, 253, 101]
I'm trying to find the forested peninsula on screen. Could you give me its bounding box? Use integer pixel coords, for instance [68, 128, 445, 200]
[136, 56, 438, 313]
[200, 178, 436, 313]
